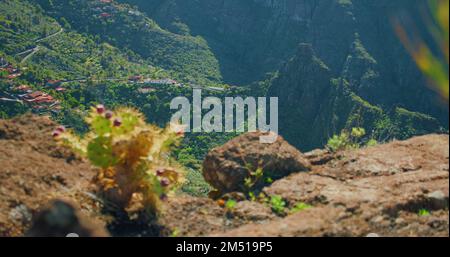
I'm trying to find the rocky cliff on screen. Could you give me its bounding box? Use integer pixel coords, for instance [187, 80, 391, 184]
[0, 115, 448, 237]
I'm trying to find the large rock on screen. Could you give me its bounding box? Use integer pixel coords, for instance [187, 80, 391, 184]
[202, 131, 311, 194]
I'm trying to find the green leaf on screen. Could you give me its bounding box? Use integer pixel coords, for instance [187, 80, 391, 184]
[270, 195, 286, 214]
[225, 199, 237, 210]
[87, 136, 115, 168]
[91, 115, 112, 136]
[418, 209, 430, 216]
[290, 202, 312, 213]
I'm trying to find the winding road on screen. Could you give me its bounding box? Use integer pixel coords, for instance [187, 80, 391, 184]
[15, 28, 64, 64]
[35, 28, 64, 43]
[20, 46, 40, 64]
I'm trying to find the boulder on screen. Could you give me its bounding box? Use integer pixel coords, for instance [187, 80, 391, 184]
[203, 131, 311, 194]
[26, 199, 109, 237]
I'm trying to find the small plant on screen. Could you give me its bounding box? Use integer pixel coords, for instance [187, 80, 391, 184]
[225, 199, 237, 211]
[248, 191, 270, 204]
[366, 138, 378, 147]
[327, 132, 351, 152]
[54, 105, 185, 217]
[265, 177, 273, 184]
[290, 202, 312, 214]
[270, 195, 286, 215]
[243, 163, 274, 201]
[248, 191, 257, 202]
[170, 228, 180, 237]
[418, 209, 431, 217]
[327, 127, 377, 152]
[244, 166, 264, 190]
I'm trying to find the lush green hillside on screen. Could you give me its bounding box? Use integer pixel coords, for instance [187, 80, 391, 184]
[0, 0, 60, 54]
[0, 0, 239, 196]
[36, 0, 222, 85]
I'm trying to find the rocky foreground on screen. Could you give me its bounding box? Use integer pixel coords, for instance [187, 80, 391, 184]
[0, 115, 448, 237]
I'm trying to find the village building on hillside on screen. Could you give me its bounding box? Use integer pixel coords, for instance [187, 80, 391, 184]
[137, 87, 155, 94]
[142, 78, 180, 86]
[32, 95, 55, 104]
[23, 91, 44, 100]
[55, 87, 66, 92]
[99, 12, 112, 18]
[0, 64, 21, 79]
[13, 85, 32, 93]
[6, 73, 22, 79]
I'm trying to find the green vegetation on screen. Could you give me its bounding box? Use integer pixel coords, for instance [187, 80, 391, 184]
[55, 106, 185, 216]
[0, 0, 247, 197]
[244, 166, 265, 191]
[225, 199, 237, 211]
[36, 0, 222, 85]
[290, 202, 312, 214]
[418, 209, 431, 217]
[327, 127, 377, 152]
[270, 195, 286, 215]
[0, 0, 60, 54]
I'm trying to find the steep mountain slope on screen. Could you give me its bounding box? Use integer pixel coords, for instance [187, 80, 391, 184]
[36, 0, 222, 84]
[119, 0, 284, 85]
[0, 0, 157, 80]
[0, 0, 166, 124]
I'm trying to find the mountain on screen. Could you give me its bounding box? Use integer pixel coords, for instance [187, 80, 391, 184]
[117, 0, 448, 150]
[1, 0, 448, 153]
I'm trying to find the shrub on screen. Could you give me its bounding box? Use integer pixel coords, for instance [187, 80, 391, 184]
[418, 209, 431, 217]
[54, 105, 185, 217]
[326, 132, 351, 152]
[225, 199, 237, 211]
[290, 202, 312, 214]
[270, 195, 286, 215]
[327, 127, 377, 152]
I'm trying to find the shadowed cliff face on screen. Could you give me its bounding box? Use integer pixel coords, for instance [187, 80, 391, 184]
[120, 0, 329, 84]
[268, 44, 443, 151]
